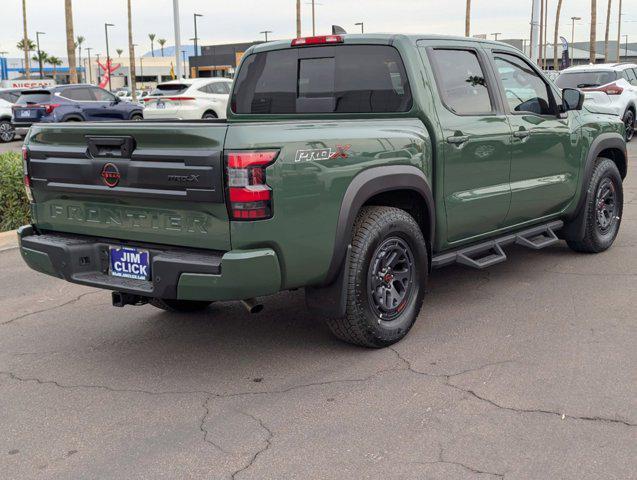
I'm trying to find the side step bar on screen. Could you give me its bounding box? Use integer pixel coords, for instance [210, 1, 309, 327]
[432, 221, 563, 270]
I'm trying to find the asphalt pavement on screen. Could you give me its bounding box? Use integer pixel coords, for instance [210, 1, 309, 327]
[0, 143, 635, 479]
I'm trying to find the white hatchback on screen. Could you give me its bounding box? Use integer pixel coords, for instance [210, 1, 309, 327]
[143, 78, 233, 120]
[556, 63, 637, 141]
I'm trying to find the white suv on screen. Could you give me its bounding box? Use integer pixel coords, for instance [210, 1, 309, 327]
[556, 63, 637, 141]
[143, 78, 233, 120]
[0, 89, 21, 143]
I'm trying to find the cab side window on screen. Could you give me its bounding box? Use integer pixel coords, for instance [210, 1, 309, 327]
[493, 52, 554, 115]
[624, 68, 637, 86]
[91, 88, 117, 102]
[207, 82, 228, 94]
[430, 49, 494, 115]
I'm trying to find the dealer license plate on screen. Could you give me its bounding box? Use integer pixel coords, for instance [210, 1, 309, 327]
[109, 246, 151, 281]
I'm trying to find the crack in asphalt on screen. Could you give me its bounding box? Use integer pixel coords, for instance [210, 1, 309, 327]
[0, 290, 102, 326]
[414, 443, 505, 478]
[199, 394, 233, 455]
[447, 384, 637, 427]
[229, 411, 274, 480]
[388, 347, 636, 427]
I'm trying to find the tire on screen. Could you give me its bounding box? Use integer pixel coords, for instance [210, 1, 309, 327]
[567, 157, 623, 253]
[326, 206, 428, 348]
[150, 298, 212, 312]
[130, 113, 144, 121]
[202, 111, 217, 119]
[623, 109, 634, 142]
[0, 120, 15, 143]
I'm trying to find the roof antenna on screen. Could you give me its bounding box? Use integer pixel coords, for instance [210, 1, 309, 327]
[332, 25, 347, 35]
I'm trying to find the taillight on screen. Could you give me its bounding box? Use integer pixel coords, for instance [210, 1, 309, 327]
[165, 97, 196, 102]
[585, 83, 624, 95]
[22, 145, 33, 202]
[43, 103, 61, 114]
[226, 150, 278, 220]
[291, 35, 343, 46]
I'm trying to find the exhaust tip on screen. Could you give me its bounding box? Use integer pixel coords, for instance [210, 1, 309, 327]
[241, 298, 264, 314]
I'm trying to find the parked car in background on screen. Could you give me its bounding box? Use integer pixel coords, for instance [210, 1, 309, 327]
[12, 84, 144, 136]
[556, 63, 637, 140]
[0, 88, 21, 142]
[142, 78, 232, 120]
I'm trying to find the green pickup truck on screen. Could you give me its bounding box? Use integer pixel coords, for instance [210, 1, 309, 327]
[18, 34, 627, 347]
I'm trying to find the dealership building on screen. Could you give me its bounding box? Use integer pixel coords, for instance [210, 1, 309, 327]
[188, 41, 263, 78]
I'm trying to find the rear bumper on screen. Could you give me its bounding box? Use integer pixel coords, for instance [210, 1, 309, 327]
[14, 124, 32, 136]
[18, 226, 281, 301]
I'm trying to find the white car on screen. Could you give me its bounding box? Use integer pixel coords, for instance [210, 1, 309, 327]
[143, 78, 233, 120]
[0, 88, 21, 143]
[556, 63, 637, 141]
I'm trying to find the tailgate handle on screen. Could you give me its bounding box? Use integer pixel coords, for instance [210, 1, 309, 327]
[86, 136, 135, 158]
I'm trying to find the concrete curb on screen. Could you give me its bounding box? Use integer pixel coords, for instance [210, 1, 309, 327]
[0, 229, 18, 252]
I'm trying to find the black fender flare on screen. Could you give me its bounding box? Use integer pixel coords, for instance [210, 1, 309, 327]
[560, 132, 626, 241]
[306, 165, 434, 317]
[326, 165, 435, 285]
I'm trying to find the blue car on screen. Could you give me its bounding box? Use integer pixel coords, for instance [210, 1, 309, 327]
[12, 84, 144, 136]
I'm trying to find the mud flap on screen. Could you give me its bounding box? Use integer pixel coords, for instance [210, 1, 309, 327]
[305, 245, 351, 318]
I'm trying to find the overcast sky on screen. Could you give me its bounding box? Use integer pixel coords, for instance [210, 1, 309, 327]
[1, 0, 636, 58]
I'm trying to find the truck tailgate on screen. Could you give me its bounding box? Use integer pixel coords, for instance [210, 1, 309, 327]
[25, 122, 231, 251]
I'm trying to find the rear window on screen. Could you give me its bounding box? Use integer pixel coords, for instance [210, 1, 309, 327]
[232, 45, 412, 114]
[150, 83, 190, 96]
[16, 92, 52, 105]
[0, 91, 20, 103]
[555, 70, 618, 89]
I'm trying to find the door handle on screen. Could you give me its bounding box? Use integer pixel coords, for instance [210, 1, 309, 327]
[447, 135, 469, 145]
[513, 130, 531, 139]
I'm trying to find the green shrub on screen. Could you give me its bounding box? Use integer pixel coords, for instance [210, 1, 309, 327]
[0, 151, 31, 231]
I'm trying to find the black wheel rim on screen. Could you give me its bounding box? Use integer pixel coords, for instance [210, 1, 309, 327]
[625, 112, 634, 140]
[0, 122, 14, 142]
[595, 177, 617, 233]
[367, 237, 415, 322]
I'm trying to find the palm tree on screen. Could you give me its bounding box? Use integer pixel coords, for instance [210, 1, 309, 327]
[590, 0, 597, 64]
[604, 0, 612, 61]
[17, 38, 36, 51]
[553, 0, 563, 70]
[158, 38, 167, 57]
[76, 35, 85, 82]
[116, 48, 123, 57]
[32, 50, 48, 75]
[148, 33, 156, 57]
[64, 0, 78, 83]
[21, 0, 30, 78]
[127, 0, 137, 101]
[47, 56, 62, 78]
[465, 0, 471, 37]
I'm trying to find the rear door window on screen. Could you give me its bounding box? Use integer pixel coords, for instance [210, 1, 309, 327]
[232, 45, 412, 114]
[61, 87, 94, 101]
[429, 49, 494, 115]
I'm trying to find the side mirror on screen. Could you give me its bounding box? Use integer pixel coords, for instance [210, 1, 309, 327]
[562, 88, 584, 111]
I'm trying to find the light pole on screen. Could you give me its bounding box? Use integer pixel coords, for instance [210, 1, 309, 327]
[193, 13, 202, 57]
[189, 37, 197, 78]
[260, 30, 272, 42]
[570, 16, 581, 62]
[104, 23, 114, 91]
[85, 47, 93, 83]
[35, 31, 45, 78]
[181, 50, 187, 78]
[355, 22, 364, 33]
[131, 43, 138, 89]
[172, 0, 182, 88]
[623, 34, 629, 61]
[491, 32, 502, 40]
